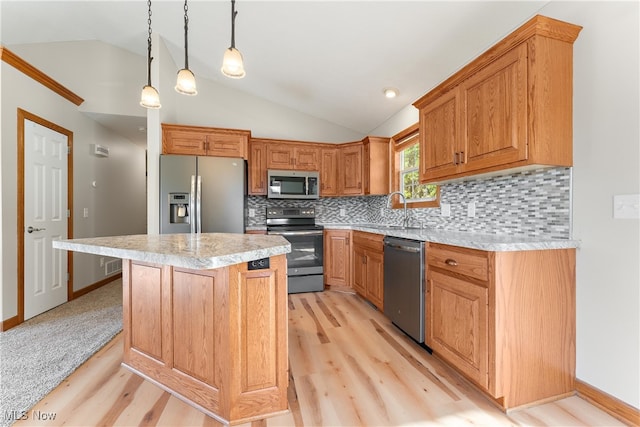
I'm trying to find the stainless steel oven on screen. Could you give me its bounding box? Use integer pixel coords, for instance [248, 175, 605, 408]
[266, 207, 324, 293]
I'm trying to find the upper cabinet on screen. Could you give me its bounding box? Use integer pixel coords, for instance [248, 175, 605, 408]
[162, 124, 251, 159]
[248, 139, 267, 195]
[339, 137, 390, 196]
[320, 147, 339, 196]
[414, 15, 582, 183]
[266, 142, 320, 171]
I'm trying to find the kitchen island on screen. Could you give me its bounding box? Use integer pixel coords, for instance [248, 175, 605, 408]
[53, 233, 291, 426]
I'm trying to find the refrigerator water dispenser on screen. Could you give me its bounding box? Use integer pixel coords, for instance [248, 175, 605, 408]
[169, 193, 190, 224]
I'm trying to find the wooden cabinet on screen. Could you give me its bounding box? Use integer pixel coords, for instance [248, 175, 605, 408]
[352, 231, 384, 310]
[122, 255, 289, 424]
[414, 15, 582, 183]
[339, 144, 363, 195]
[248, 139, 267, 195]
[266, 142, 320, 171]
[426, 242, 576, 409]
[162, 123, 250, 158]
[339, 137, 390, 196]
[323, 230, 351, 287]
[427, 246, 490, 389]
[320, 147, 339, 196]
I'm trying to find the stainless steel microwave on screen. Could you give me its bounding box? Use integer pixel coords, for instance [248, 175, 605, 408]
[267, 170, 320, 199]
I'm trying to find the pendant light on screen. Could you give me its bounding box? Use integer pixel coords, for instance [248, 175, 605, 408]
[140, 0, 161, 109]
[175, 0, 197, 95]
[221, 0, 246, 79]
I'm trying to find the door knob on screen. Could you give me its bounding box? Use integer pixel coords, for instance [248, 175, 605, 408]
[27, 226, 46, 233]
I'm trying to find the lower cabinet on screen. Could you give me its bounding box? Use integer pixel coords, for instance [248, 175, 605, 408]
[352, 231, 384, 310]
[323, 230, 351, 287]
[426, 243, 576, 410]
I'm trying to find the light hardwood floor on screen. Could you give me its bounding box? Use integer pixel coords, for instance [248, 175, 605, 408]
[17, 289, 626, 426]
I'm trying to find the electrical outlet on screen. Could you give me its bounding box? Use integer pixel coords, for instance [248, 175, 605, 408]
[248, 208, 255, 218]
[339, 208, 346, 217]
[441, 203, 451, 217]
[380, 208, 385, 217]
[83, 208, 89, 218]
[467, 201, 476, 218]
[99, 257, 105, 267]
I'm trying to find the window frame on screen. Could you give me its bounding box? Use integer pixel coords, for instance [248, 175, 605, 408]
[391, 123, 440, 209]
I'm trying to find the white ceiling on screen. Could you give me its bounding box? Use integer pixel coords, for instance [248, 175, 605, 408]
[1, 0, 550, 141]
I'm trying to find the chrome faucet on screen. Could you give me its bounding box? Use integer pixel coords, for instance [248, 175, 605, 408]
[387, 191, 409, 228]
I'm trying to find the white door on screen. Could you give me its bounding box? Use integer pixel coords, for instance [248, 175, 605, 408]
[24, 119, 68, 320]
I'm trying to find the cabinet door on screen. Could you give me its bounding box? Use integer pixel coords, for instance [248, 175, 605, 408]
[365, 249, 384, 311]
[324, 230, 351, 287]
[294, 146, 320, 170]
[163, 129, 207, 156]
[428, 270, 488, 389]
[351, 245, 367, 296]
[267, 145, 294, 169]
[419, 87, 461, 182]
[249, 140, 267, 195]
[340, 145, 363, 195]
[206, 133, 247, 158]
[320, 148, 338, 196]
[460, 44, 528, 173]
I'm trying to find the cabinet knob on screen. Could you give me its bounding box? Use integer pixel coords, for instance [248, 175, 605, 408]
[444, 258, 458, 266]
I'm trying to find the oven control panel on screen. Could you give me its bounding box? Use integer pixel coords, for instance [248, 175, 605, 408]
[266, 207, 315, 218]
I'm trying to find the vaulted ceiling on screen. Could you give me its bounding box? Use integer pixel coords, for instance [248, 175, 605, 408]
[2, 1, 549, 138]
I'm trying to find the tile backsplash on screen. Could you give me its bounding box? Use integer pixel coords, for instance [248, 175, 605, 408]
[248, 167, 571, 239]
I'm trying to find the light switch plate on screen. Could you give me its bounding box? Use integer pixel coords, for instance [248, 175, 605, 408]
[613, 194, 640, 219]
[83, 208, 89, 218]
[441, 203, 451, 217]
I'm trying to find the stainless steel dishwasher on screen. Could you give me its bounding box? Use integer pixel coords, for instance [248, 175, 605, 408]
[383, 236, 425, 343]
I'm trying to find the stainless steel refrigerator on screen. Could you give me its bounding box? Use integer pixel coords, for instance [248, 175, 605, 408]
[160, 155, 246, 234]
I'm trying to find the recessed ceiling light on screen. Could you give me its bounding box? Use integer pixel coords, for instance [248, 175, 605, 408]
[383, 87, 398, 98]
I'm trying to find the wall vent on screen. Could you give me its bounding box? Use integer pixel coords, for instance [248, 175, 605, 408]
[105, 259, 122, 276]
[92, 144, 110, 157]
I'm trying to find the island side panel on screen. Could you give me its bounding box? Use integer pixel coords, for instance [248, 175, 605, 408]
[122, 260, 223, 417]
[228, 254, 289, 422]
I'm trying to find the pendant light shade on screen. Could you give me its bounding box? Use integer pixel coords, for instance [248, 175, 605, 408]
[140, 85, 161, 109]
[221, 47, 245, 79]
[140, 0, 161, 109]
[221, 0, 245, 79]
[176, 0, 197, 95]
[175, 68, 197, 95]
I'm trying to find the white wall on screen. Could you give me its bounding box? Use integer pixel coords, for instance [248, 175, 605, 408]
[10, 41, 147, 119]
[542, 1, 639, 409]
[0, 60, 147, 320]
[372, 2, 640, 409]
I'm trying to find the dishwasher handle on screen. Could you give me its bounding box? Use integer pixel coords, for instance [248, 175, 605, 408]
[384, 242, 421, 253]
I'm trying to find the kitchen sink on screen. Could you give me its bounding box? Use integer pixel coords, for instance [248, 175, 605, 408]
[373, 225, 422, 230]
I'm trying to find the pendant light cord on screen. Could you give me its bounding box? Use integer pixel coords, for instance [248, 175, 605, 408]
[230, 0, 237, 49]
[146, 0, 153, 86]
[183, 0, 189, 69]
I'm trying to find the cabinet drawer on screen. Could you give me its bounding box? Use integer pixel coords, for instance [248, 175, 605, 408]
[352, 231, 383, 252]
[427, 244, 489, 282]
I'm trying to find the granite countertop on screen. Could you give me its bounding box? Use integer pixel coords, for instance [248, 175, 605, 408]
[53, 233, 291, 270]
[320, 223, 580, 251]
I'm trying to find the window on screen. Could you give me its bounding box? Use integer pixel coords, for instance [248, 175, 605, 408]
[391, 124, 439, 208]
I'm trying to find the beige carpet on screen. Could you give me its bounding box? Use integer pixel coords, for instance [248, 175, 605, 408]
[0, 280, 122, 427]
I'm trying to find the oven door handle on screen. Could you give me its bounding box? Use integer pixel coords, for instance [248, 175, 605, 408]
[268, 230, 324, 236]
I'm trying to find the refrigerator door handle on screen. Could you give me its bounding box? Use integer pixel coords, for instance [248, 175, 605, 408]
[196, 175, 202, 233]
[190, 175, 196, 234]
